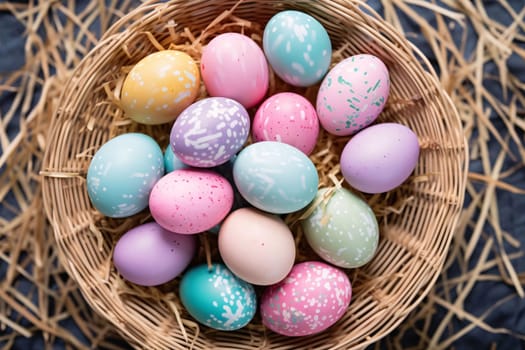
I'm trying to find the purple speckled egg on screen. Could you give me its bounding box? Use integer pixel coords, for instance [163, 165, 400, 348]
[170, 97, 250, 167]
[113, 222, 197, 286]
[340, 122, 420, 193]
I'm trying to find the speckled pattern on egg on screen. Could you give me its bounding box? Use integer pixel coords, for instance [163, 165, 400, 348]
[233, 141, 319, 214]
[260, 261, 352, 336]
[316, 54, 390, 136]
[170, 97, 250, 168]
[180, 263, 257, 331]
[120, 50, 200, 125]
[302, 187, 379, 268]
[252, 92, 319, 155]
[263, 10, 332, 87]
[149, 169, 234, 234]
[86, 133, 164, 218]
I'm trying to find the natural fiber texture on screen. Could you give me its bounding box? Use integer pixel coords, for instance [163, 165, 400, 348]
[4, 0, 524, 349]
[38, 1, 466, 349]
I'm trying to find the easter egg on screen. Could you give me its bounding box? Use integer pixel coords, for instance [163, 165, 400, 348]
[260, 261, 352, 336]
[252, 92, 319, 155]
[86, 133, 164, 218]
[302, 187, 379, 268]
[179, 263, 257, 331]
[121, 50, 200, 125]
[316, 54, 390, 136]
[218, 208, 296, 285]
[263, 10, 332, 87]
[201, 33, 269, 108]
[170, 97, 250, 168]
[163, 146, 189, 173]
[233, 141, 318, 214]
[340, 123, 420, 193]
[113, 222, 196, 286]
[149, 169, 233, 234]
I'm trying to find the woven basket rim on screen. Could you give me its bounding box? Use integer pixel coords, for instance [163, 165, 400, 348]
[41, 1, 468, 349]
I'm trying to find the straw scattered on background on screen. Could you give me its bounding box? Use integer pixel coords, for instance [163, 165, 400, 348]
[0, 0, 524, 349]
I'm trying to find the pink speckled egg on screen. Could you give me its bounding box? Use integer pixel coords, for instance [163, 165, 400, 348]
[149, 169, 233, 234]
[252, 93, 319, 155]
[201, 33, 269, 108]
[316, 54, 390, 136]
[260, 261, 352, 336]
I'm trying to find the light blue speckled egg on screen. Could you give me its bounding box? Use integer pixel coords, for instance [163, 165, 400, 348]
[163, 146, 189, 173]
[86, 133, 164, 218]
[179, 263, 257, 331]
[233, 141, 319, 214]
[263, 10, 332, 87]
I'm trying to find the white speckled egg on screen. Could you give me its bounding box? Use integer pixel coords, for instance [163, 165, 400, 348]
[263, 10, 332, 87]
[316, 54, 390, 136]
[260, 261, 352, 336]
[86, 133, 164, 218]
[170, 97, 250, 168]
[121, 50, 200, 125]
[233, 141, 319, 214]
[302, 187, 379, 268]
[252, 92, 319, 155]
[179, 263, 257, 331]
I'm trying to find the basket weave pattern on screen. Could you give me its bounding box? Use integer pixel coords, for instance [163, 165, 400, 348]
[42, 0, 467, 349]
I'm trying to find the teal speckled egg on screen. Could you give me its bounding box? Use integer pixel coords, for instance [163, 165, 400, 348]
[263, 10, 332, 87]
[179, 263, 257, 331]
[302, 187, 379, 268]
[86, 133, 164, 218]
[233, 141, 319, 214]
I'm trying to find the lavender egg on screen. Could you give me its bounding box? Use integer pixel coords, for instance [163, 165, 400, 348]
[340, 122, 420, 193]
[170, 97, 250, 167]
[113, 222, 197, 286]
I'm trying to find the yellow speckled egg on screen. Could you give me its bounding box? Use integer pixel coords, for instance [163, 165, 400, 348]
[121, 50, 200, 125]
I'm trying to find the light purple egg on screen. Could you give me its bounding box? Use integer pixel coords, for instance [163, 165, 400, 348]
[113, 222, 197, 286]
[340, 122, 420, 193]
[170, 97, 250, 167]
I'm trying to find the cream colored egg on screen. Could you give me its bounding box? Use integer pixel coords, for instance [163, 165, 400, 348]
[121, 50, 200, 125]
[218, 208, 296, 285]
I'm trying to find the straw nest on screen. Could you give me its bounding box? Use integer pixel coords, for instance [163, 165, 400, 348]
[38, 0, 466, 349]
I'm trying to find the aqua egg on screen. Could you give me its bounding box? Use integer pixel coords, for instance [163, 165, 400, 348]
[86, 133, 164, 218]
[179, 263, 257, 331]
[233, 141, 319, 214]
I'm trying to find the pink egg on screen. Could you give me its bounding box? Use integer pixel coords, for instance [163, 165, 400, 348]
[149, 169, 234, 234]
[316, 54, 390, 136]
[201, 33, 269, 108]
[252, 93, 319, 155]
[260, 261, 352, 336]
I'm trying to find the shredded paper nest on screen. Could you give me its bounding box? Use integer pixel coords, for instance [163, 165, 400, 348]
[1, 0, 524, 349]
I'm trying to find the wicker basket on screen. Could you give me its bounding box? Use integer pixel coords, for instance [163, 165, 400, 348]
[42, 0, 467, 349]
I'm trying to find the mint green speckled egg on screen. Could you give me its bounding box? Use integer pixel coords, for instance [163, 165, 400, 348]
[302, 187, 379, 268]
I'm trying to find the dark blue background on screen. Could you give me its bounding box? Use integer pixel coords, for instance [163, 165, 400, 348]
[1, 0, 524, 349]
